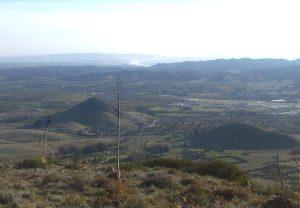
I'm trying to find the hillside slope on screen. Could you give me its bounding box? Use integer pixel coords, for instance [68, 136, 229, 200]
[32, 97, 141, 131]
[1, 158, 299, 207]
[191, 123, 298, 150]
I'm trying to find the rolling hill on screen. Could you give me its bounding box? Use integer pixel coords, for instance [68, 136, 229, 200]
[32, 97, 144, 131]
[191, 123, 298, 150]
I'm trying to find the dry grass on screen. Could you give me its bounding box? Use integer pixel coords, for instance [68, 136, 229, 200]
[0, 159, 299, 208]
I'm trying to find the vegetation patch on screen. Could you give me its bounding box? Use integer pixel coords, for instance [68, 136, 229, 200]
[142, 158, 249, 184]
[59, 142, 113, 157]
[262, 194, 300, 208]
[213, 188, 248, 201]
[141, 174, 177, 189]
[15, 158, 46, 169]
[0, 191, 20, 208]
[41, 173, 60, 186]
[68, 175, 88, 192]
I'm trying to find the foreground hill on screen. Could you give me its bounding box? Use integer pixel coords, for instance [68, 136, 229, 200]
[32, 97, 144, 131]
[0, 158, 298, 207]
[191, 123, 298, 150]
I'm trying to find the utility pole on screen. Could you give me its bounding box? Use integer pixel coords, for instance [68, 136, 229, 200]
[42, 115, 51, 163]
[116, 79, 121, 182]
[276, 153, 283, 189]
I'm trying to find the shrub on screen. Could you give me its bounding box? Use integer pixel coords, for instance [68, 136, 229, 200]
[15, 159, 46, 169]
[177, 180, 210, 206]
[63, 195, 87, 208]
[262, 194, 300, 208]
[64, 161, 82, 170]
[59, 145, 79, 155]
[193, 160, 249, 185]
[81, 142, 111, 155]
[0, 191, 20, 208]
[180, 177, 197, 186]
[213, 188, 248, 201]
[91, 175, 110, 188]
[60, 142, 112, 157]
[144, 143, 171, 154]
[142, 158, 249, 184]
[141, 174, 177, 189]
[68, 175, 87, 192]
[41, 174, 60, 186]
[120, 162, 144, 171]
[96, 181, 145, 208]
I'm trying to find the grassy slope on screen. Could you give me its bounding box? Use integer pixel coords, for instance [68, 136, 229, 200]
[0, 160, 299, 208]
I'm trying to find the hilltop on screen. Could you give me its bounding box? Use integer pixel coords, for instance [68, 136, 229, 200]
[32, 97, 142, 131]
[191, 123, 298, 150]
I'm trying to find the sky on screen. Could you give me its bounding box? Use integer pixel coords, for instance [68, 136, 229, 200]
[0, 0, 300, 59]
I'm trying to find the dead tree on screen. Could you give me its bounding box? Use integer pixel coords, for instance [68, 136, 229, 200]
[57, 140, 61, 161]
[116, 79, 121, 182]
[48, 143, 56, 160]
[42, 115, 51, 163]
[133, 137, 136, 169]
[291, 152, 299, 185]
[276, 153, 283, 189]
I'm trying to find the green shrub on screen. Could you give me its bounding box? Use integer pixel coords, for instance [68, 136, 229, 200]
[59, 142, 112, 156]
[142, 158, 249, 184]
[141, 174, 177, 189]
[15, 159, 46, 169]
[41, 174, 60, 186]
[144, 143, 171, 154]
[120, 162, 144, 171]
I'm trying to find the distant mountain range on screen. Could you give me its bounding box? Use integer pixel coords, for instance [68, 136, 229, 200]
[0, 53, 200, 68]
[150, 58, 300, 72]
[2, 53, 300, 70]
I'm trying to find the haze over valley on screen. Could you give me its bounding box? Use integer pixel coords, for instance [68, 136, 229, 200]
[1, 0, 300, 207]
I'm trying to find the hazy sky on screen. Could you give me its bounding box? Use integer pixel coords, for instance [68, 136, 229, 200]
[1, 0, 300, 59]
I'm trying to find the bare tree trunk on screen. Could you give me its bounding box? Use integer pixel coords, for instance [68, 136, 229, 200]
[116, 80, 121, 183]
[57, 140, 61, 161]
[49, 143, 55, 160]
[276, 153, 283, 189]
[42, 116, 51, 163]
[291, 152, 299, 185]
[133, 137, 136, 169]
[43, 127, 48, 161]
